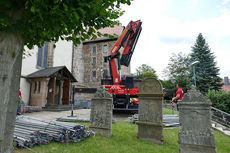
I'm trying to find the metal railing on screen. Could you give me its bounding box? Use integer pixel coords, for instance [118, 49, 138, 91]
[211, 107, 230, 128]
[163, 100, 230, 128]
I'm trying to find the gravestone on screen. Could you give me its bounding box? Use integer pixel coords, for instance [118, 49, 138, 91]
[178, 86, 216, 153]
[136, 78, 164, 144]
[89, 86, 113, 137]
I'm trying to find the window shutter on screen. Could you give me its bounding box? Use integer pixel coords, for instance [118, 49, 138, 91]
[37, 48, 42, 67]
[43, 42, 48, 68]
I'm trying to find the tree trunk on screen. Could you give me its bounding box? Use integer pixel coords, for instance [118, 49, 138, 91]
[0, 32, 24, 153]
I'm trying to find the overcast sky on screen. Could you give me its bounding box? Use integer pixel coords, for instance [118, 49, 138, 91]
[119, 0, 230, 79]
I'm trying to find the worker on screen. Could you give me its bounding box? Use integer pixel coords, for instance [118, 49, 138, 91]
[17, 89, 22, 115]
[172, 83, 184, 110]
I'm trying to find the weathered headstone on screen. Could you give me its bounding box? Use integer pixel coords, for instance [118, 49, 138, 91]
[89, 86, 112, 137]
[178, 86, 216, 153]
[136, 78, 164, 144]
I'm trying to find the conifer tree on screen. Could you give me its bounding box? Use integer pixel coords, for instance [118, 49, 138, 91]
[190, 33, 222, 94]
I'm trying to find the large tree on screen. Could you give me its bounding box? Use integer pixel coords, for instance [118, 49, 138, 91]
[190, 33, 222, 94]
[135, 64, 158, 79]
[163, 52, 191, 92]
[0, 1, 131, 152]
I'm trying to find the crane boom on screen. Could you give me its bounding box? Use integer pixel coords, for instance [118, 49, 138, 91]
[104, 20, 142, 85]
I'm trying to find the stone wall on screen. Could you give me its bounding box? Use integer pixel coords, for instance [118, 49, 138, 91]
[29, 78, 49, 107]
[47, 42, 54, 68]
[72, 43, 84, 86]
[73, 40, 130, 89]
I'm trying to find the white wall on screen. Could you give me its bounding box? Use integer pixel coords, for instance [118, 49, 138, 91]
[20, 78, 30, 105]
[53, 40, 72, 72]
[21, 46, 39, 76]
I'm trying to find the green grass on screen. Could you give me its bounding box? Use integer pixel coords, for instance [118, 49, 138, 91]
[14, 122, 230, 153]
[163, 108, 178, 115]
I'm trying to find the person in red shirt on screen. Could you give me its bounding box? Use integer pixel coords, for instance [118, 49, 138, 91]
[17, 89, 22, 115]
[172, 83, 184, 110]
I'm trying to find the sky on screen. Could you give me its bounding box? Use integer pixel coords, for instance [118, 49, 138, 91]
[119, 0, 230, 79]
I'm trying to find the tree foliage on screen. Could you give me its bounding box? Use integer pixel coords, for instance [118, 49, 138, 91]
[160, 79, 175, 89]
[0, 0, 131, 48]
[206, 90, 230, 113]
[190, 33, 223, 94]
[163, 52, 191, 92]
[142, 71, 157, 80]
[135, 64, 157, 79]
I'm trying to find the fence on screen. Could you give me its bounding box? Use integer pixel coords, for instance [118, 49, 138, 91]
[211, 107, 230, 128]
[163, 100, 230, 128]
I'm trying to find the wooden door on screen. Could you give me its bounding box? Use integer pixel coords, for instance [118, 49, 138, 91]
[62, 80, 70, 105]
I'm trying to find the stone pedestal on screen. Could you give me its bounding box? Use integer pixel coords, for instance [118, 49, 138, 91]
[178, 86, 216, 153]
[90, 86, 112, 137]
[136, 78, 164, 144]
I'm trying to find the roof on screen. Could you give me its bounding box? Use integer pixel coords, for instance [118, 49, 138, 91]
[83, 25, 124, 44]
[27, 66, 77, 82]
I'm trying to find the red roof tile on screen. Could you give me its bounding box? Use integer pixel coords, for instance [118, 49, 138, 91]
[98, 26, 124, 36]
[84, 25, 124, 43]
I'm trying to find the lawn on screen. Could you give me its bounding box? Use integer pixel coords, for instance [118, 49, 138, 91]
[14, 122, 230, 153]
[163, 108, 178, 115]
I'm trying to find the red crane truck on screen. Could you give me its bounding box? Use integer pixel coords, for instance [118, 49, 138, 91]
[103, 20, 142, 110]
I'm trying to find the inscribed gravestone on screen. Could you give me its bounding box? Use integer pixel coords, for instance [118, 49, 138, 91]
[136, 78, 164, 144]
[178, 86, 216, 153]
[89, 86, 112, 137]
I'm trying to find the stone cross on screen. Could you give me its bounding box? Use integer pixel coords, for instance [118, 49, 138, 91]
[178, 86, 216, 153]
[136, 78, 164, 144]
[89, 86, 113, 137]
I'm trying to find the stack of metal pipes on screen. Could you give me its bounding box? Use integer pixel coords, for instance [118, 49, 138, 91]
[14, 116, 92, 148]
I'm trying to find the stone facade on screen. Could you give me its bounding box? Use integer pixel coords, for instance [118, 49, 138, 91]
[178, 86, 216, 153]
[73, 40, 130, 88]
[47, 42, 54, 68]
[136, 78, 164, 144]
[72, 43, 84, 86]
[28, 78, 50, 107]
[90, 86, 113, 137]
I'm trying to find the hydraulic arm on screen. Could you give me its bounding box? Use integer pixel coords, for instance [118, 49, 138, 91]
[104, 20, 142, 85]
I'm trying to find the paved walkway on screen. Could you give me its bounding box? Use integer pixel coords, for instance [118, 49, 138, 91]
[23, 109, 132, 121]
[23, 109, 91, 120]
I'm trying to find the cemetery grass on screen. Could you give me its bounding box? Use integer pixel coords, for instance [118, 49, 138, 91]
[163, 108, 178, 115]
[14, 122, 230, 153]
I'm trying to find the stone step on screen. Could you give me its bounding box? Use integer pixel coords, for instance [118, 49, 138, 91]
[212, 123, 230, 136]
[44, 104, 79, 111]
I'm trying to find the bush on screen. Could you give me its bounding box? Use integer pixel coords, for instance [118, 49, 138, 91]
[206, 90, 230, 113]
